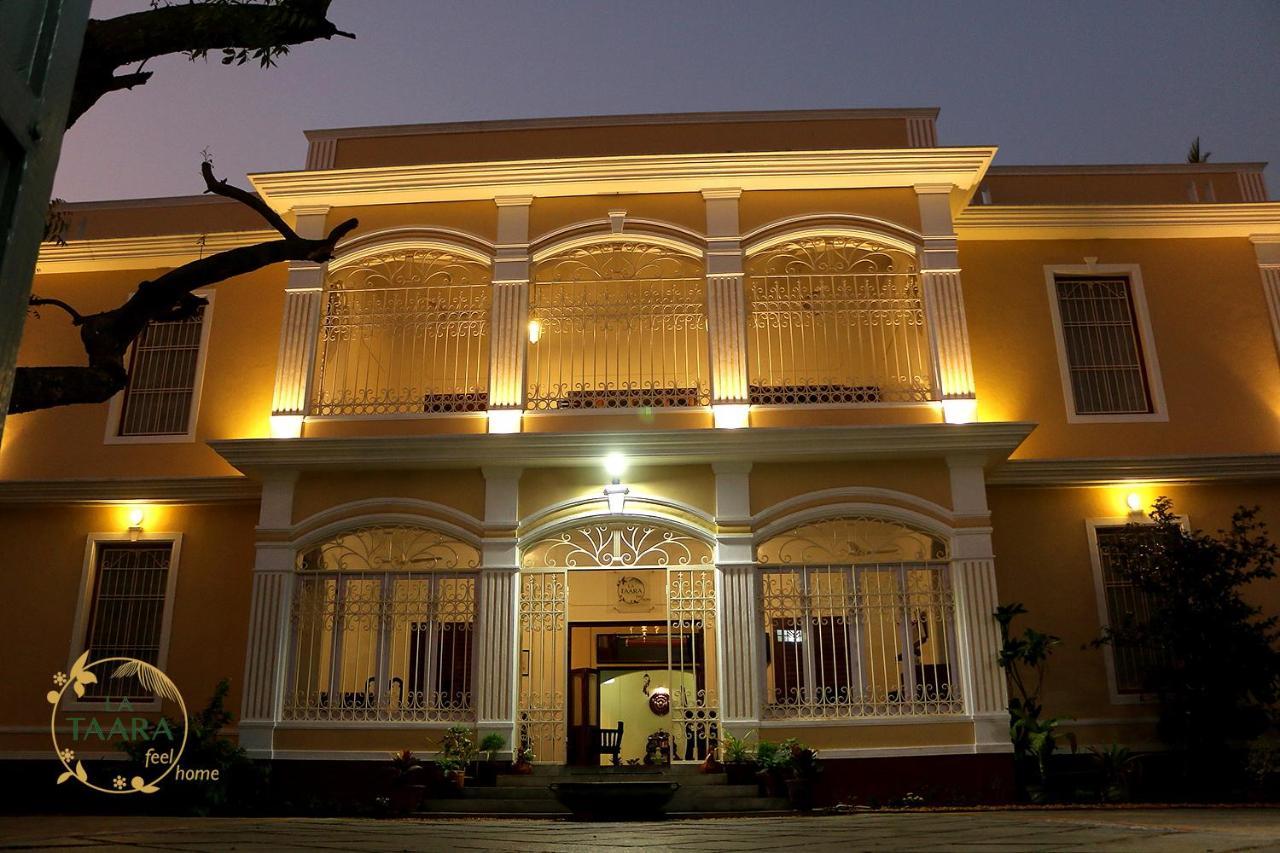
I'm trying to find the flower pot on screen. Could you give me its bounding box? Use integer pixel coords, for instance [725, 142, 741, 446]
[786, 778, 815, 811]
[389, 783, 425, 814]
[513, 761, 534, 776]
[725, 763, 756, 786]
[449, 769, 466, 791]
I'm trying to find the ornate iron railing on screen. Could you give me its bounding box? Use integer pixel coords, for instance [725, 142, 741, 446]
[284, 525, 479, 722]
[526, 242, 711, 410]
[745, 237, 935, 405]
[312, 249, 491, 416]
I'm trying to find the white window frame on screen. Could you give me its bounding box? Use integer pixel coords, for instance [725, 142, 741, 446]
[66, 532, 184, 712]
[1085, 516, 1185, 705]
[1044, 264, 1167, 423]
[104, 290, 215, 444]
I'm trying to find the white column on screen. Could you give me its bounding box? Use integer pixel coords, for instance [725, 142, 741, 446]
[704, 190, 750, 428]
[916, 185, 977, 423]
[947, 456, 1009, 751]
[487, 197, 532, 433]
[240, 473, 298, 757]
[712, 462, 762, 729]
[1253, 236, 1280, 363]
[269, 206, 330, 438]
[475, 467, 521, 748]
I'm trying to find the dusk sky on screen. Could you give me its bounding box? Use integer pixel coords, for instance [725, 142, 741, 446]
[53, 0, 1280, 201]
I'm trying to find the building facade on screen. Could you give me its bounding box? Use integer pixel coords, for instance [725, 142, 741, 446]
[4, 109, 1280, 801]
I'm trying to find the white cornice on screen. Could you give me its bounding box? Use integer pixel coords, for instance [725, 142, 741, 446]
[35, 230, 277, 274]
[989, 454, 1280, 486]
[248, 148, 997, 211]
[0, 477, 261, 504]
[209, 423, 1034, 475]
[955, 203, 1280, 240]
[987, 162, 1266, 176]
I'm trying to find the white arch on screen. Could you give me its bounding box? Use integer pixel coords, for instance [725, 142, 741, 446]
[329, 226, 495, 270]
[290, 498, 484, 552]
[752, 499, 957, 550]
[519, 498, 716, 552]
[530, 219, 705, 264]
[742, 213, 922, 257]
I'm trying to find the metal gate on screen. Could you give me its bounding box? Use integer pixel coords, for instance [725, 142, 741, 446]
[517, 522, 718, 765]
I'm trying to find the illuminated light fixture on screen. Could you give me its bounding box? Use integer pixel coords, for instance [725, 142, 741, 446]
[487, 409, 522, 434]
[712, 404, 750, 430]
[527, 319, 542, 344]
[1125, 492, 1143, 514]
[270, 415, 303, 439]
[942, 398, 977, 425]
[603, 452, 630, 513]
[127, 507, 145, 541]
[604, 452, 628, 481]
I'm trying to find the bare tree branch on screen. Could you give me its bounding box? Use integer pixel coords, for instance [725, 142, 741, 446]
[10, 165, 358, 415]
[69, 0, 353, 127]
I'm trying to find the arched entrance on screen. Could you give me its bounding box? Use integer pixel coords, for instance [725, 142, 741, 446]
[517, 520, 718, 765]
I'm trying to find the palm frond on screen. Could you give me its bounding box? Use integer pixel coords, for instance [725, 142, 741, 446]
[111, 660, 183, 705]
[1187, 137, 1211, 163]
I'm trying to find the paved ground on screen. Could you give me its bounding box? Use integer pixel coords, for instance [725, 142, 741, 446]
[1, 810, 1278, 851]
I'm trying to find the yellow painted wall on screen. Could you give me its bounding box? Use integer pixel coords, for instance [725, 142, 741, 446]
[750, 460, 953, 516]
[0, 502, 256, 742]
[292, 470, 487, 525]
[519, 465, 716, 522]
[530, 194, 705, 239]
[963, 236, 1280, 458]
[739, 188, 922, 235]
[989, 481, 1280, 729]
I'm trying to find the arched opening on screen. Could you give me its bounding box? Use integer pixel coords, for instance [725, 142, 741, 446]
[526, 239, 710, 411]
[744, 234, 935, 406]
[312, 246, 492, 416]
[517, 520, 718, 765]
[755, 515, 961, 720]
[283, 523, 480, 722]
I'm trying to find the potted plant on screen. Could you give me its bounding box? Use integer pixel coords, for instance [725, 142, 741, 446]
[785, 740, 822, 811]
[644, 730, 672, 766]
[754, 739, 792, 797]
[1089, 744, 1141, 803]
[387, 749, 425, 814]
[512, 746, 535, 775]
[476, 733, 507, 785]
[721, 731, 757, 786]
[435, 725, 476, 791]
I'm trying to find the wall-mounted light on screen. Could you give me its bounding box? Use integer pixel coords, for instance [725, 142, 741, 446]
[127, 507, 145, 541]
[942, 398, 977, 425]
[527, 319, 542, 344]
[487, 409, 522, 434]
[712, 404, 750, 430]
[270, 415, 303, 439]
[603, 452, 629, 513]
[1125, 492, 1143, 514]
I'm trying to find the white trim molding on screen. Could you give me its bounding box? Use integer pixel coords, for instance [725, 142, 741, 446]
[35, 230, 277, 274]
[956, 203, 1280, 240]
[0, 476, 259, 504]
[1043, 263, 1168, 423]
[1252, 236, 1280, 364]
[988, 453, 1280, 486]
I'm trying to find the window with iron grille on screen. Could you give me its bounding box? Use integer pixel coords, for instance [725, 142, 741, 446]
[1053, 277, 1153, 415]
[81, 542, 174, 701]
[117, 305, 207, 436]
[1093, 525, 1164, 694]
[285, 525, 480, 722]
[756, 517, 961, 720]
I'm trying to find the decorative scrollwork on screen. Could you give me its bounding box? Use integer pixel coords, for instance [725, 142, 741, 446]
[521, 523, 713, 569]
[756, 516, 949, 565]
[298, 524, 480, 572]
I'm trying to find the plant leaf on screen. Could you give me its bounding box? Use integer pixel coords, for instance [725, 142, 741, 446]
[73, 681, 84, 698]
[57, 771, 72, 784]
[69, 650, 91, 680]
[111, 660, 182, 704]
[78, 671, 98, 686]
[74, 761, 87, 782]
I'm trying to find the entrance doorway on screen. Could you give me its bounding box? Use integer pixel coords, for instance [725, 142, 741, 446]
[517, 521, 718, 765]
[567, 623, 714, 766]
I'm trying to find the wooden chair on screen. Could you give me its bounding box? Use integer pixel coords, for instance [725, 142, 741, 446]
[599, 721, 624, 765]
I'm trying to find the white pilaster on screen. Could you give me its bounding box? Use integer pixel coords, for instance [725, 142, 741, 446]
[712, 462, 761, 729]
[240, 472, 298, 757]
[947, 456, 1009, 750]
[487, 198, 532, 431]
[269, 207, 330, 437]
[475, 467, 522, 745]
[704, 190, 750, 419]
[916, 186, 976, 420]
[1252, 236, 1280, 364]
